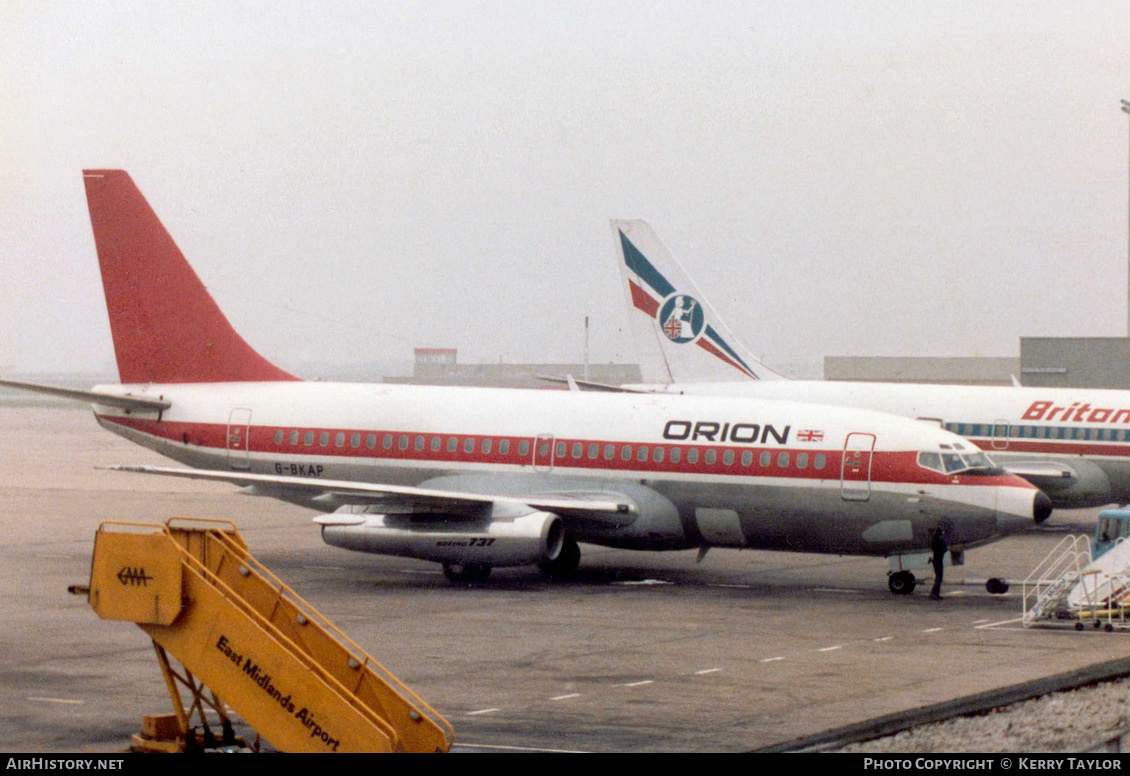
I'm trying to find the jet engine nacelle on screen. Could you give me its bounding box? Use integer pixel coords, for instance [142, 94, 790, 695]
[315, 509, 565, 567]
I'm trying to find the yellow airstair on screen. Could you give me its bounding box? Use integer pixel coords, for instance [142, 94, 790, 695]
[79, 518, 454, 753]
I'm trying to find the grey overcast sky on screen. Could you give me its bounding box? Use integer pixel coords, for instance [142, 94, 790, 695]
[3, 1, 1130, 378]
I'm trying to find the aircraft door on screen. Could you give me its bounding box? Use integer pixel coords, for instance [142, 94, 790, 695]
[991, 420, 1010, 450]
[227, 407, 252, 470]
[841, 432, 875, 501]
[533, 434, 555, 472]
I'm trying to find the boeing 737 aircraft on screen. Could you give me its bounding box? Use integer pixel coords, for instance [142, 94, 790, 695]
[611, 219, 1130, 511]
[0, 173, 1051, 594]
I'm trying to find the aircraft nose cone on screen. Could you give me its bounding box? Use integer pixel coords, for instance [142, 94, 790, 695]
[1033, 491, 1053, 524]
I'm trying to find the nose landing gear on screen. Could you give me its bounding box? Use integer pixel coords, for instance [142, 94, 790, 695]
[888, 571, 916, 595]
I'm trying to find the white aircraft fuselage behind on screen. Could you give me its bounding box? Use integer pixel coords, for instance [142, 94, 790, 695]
[614, 219, 1130, 510]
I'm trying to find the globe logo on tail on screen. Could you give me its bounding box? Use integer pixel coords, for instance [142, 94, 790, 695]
[658, 294, 705, 344]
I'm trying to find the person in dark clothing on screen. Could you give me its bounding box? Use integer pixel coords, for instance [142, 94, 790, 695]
[929, 527, 947, 600]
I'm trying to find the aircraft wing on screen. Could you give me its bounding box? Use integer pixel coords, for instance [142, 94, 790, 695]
[1001, 461, 1077, 490]
[108, 465, 636, 526]
[0, 379, 171, 412]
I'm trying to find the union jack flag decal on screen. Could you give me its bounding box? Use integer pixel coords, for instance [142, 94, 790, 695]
[796, 430, 824, 443]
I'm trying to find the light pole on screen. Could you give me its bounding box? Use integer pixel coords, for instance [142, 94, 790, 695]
[1123, 100, 1130, 336]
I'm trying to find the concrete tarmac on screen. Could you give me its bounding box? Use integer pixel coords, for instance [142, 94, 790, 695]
[1, 405, 1127, 753]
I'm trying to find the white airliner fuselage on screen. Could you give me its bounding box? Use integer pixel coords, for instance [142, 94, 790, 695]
[0, 172, 1051, 592]
[614, 219, 1130, 510]
[91, 379, 1041, 562]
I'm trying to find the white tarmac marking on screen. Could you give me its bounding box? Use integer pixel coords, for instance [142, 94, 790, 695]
[694, 668, 721, 675]
[817, 645, 843, 652]
[27, 697, 84, 705]
[812, 588, 864, 594]
[612, 580, 672, 586]
[550, 693, 581, 701]
[458, 742, 590, 754]
[760, 656, 786, 663]
[922, 627, 944, 633]
[975, 617, 1025, 629]
[623, 680, 654, 687]
[709, 584, 753, 589]
[873, 636, 894, 642]
[467, 708, 501, 716]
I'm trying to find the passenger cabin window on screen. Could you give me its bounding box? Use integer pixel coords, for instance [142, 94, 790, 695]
[320, 432, 330, 446]
[518, 440, 530, 457]
[274, 430, 284, 445]
[336, 432, 346, 448]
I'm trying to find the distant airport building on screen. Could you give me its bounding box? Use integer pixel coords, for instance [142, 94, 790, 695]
[824, 356, 1019, 386]
[1020, 337, 1130, 389]
[386, 348, 643, 389]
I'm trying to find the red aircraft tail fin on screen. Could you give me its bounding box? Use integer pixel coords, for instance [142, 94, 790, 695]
[83, 170, 298, 384]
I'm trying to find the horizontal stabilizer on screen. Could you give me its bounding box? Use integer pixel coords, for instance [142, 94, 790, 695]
[538, 375, 652, 393]
[0, 379, 170, 411]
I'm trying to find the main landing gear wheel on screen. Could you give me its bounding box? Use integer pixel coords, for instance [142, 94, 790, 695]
[442, 562, 492, 582]
[985, 578, 1010, 595]
[888, 571, 916, 595]
[537, 538, 581, 577]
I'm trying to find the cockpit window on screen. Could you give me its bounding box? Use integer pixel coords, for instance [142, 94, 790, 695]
[918, 452, 942, 471]
[942, 453, 965, 473]
[918, 448, 995, 475]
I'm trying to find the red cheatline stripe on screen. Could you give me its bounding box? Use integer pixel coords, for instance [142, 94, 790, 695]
[98, 415, 1033, 488]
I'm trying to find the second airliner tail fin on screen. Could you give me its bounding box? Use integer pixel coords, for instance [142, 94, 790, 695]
[83, 170, 299, 384]
[612, 219, 784, 383]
